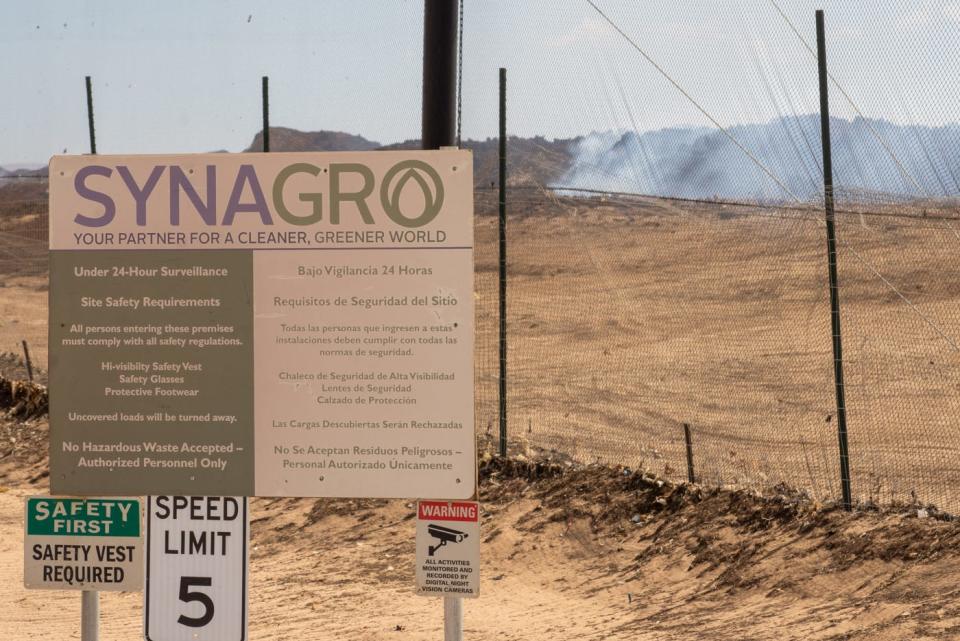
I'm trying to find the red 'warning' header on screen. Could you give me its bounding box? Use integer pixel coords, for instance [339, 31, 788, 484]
[418, 500, 478, 522]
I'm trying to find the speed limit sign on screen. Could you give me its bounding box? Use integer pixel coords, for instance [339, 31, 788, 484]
[145, 496, 248, 640]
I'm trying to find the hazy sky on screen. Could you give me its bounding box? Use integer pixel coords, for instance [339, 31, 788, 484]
[2, 0, 958, 164]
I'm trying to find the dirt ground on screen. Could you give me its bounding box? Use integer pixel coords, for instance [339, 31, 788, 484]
[2, 427, 960, 640]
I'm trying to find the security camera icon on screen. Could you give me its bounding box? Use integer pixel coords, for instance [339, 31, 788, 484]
[427, 524, 469, 556]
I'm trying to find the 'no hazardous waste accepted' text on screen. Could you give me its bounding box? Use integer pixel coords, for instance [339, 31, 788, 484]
[48, 150, 475, 499]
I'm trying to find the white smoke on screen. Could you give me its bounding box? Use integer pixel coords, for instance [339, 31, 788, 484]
[558, 115, 960, 203]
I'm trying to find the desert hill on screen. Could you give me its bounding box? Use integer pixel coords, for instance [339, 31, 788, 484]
[243, 128, 576, 189]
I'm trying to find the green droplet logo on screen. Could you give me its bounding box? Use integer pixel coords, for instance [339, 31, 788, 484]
[380, 160, 444, 228]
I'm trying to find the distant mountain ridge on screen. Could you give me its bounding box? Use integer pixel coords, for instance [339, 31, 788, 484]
[245, 128, 574, 189]
[6, 116, 957, 205]
[0, 166, 47, 179]
[0, 130, 577, 206]
[244, 128, 381, 153]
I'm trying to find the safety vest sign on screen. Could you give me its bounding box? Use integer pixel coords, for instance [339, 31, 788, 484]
[23, 496, 143, 591]
[415, 500, 479, 598]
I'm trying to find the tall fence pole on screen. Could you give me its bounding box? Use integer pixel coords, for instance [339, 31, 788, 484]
[498, 68, 508, 458]
[816, 10, 852, 511]
[82, 78, 101, 640]
[422, 2, 463, 638]
[262, 76, 270, 152]
[85, 76, 96, 155]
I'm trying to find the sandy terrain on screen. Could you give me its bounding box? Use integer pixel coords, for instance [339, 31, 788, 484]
[2, 437, 960, 640]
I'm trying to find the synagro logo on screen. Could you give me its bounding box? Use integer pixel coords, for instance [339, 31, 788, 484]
[72, 158, 449, 229]
[380, 160, 445, 228]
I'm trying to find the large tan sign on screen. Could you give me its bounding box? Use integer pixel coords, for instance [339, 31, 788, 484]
[49, 151, 475, 498]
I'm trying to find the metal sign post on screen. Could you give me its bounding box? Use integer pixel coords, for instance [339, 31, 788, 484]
[422, 2, 464, 637]
[82, 590, 99, 641]
[444, 598, 463, 641]
[83, 76, 99, 640]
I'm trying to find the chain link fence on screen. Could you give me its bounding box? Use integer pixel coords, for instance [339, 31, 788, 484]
[474, 185, 960, 513]
[0, 178, 958, 512]
[2, 0, 959, 514]
[464, 1, 960, 513]
[0, 183, 49, 378]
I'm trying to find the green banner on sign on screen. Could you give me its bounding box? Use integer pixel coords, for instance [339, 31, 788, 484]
[26, 498, 140, 537]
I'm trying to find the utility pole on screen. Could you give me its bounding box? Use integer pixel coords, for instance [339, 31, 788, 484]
[421, 0, 459, 150]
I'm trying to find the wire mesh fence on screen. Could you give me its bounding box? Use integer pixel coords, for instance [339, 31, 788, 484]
[834, 210, 960, 509]
[0, 176, 958, 512]
[462, 0, 960, 513]
[2, 0, 959, 513]
[0, 190, 49, 377]
[478, 189, 838, 494]
[476, 184, 960, 513]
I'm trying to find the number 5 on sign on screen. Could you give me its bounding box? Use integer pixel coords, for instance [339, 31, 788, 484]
[178, 577, 215, 627]
[145, 497, 248, 640]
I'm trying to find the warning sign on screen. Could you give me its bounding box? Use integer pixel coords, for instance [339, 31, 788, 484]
[415, 500, 479, 598]
[145, 496, 248, 641]
[23, 497, 143, 591]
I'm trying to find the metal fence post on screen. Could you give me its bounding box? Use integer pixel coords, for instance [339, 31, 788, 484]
[683, 423, 695, 483]
[816, 10, 853, 511]
[498, 67, 508, 458]
[262, 76, 270, 152]
[21, 340, 33, 382]
[85, 76, 96, 154]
